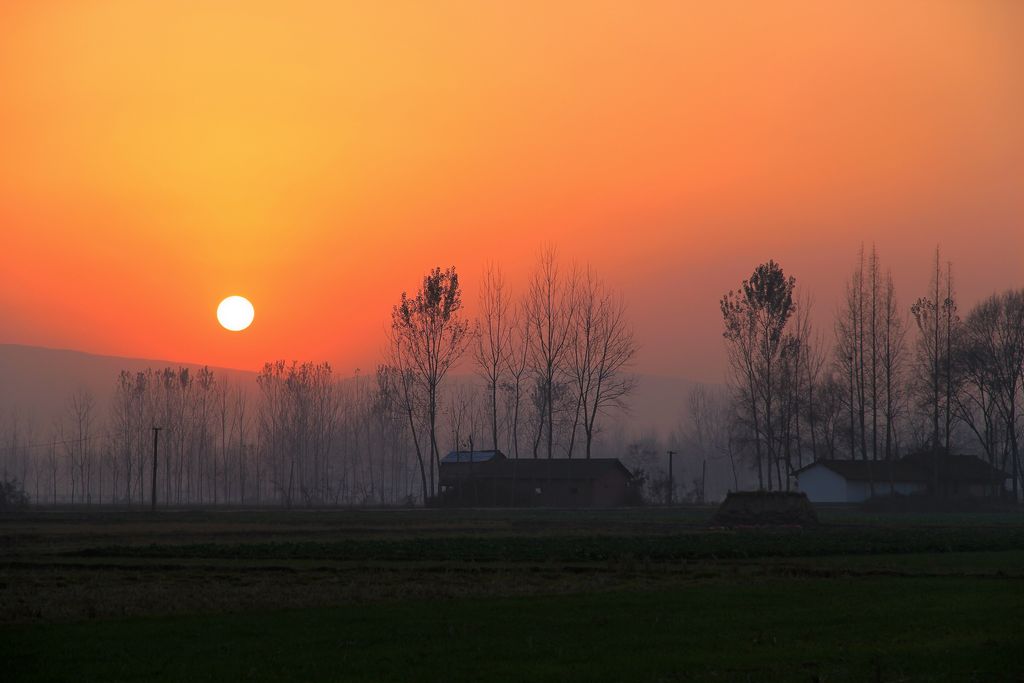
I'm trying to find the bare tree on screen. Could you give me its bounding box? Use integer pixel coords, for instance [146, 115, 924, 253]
[448, 383, 484, 453]
[256, 361, 339, 506]
[911, 248, 945, 458]
[834, 247, 870, 469]
[232, 382, 250, 503]
[390, 266, 470, 496]
[868, 247, 881, 465]
[720, 260, 797, 490]
[881, 269, 908, 463]
[386, 335, 429, 502]
[811, 372, 845, 460]
[524, 247, 577, 459]
[502, 308, 531, 460]
[110, 371, 146, 504]
[910, 247, 961, 493]
[796, 295, 828, 464]
[61, 390, 95, 504]
[474, 264, 513, 452]
[959, 289, 1024, 499]
[367, 364, 417, 504]
[834, 246, 900, 493]
[568, 268, 638, 459]
[942, 261, 961, 458]
[775, 292, 822, 476]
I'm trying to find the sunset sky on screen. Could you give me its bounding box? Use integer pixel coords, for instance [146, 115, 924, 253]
[1, 1, 1021, 382]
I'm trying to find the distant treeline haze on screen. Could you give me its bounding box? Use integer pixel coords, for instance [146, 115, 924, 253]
[2, 245, 1022, 504]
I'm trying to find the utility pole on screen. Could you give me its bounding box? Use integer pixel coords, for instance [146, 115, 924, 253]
[151, 426, 161, 512]
[667, 450, 677, 506]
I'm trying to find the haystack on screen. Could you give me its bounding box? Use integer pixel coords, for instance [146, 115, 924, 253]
[711, 491, 818, 526]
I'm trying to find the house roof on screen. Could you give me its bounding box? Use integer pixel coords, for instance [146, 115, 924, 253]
[795, 453, 1010, 484]
[440, 457, 632, 483]
[795, 459, 925, 482]
[441, 450, 507, 464]
[901, 451, 1010, 482]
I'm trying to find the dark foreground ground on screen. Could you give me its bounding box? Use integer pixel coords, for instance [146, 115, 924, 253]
[1, 506, 1022, 681]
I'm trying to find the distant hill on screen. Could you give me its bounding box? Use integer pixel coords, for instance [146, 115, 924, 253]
[0, 344, 709, 438]
[0, 344, 259, 424]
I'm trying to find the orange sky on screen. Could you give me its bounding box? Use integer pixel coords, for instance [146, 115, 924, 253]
[1, 1, 1022, 382]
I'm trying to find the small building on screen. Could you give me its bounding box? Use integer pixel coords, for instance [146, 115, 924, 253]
[438, 451, 635, 507]
[794, 460, 926, 503]
[794, 453, 1009, 503]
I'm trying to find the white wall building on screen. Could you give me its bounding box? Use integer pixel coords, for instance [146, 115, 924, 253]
[794, 460, 926, 503]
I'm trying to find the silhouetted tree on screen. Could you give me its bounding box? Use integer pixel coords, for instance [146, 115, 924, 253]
[958, 289, 1024, 499]
[568, 267, 638, 459]
[257, 361, 339, 506]
[834, 247, 872, 473]
[502, 309, 531, 459]
[391, 266, 470, 495]
[60, 390, 95, 504]
[834, 247, 906, 492]
[910, 248, 962, 493]
[474, 264, 513, 452]
[386, 334, 429, 502]
[881, 269, 908, 464]
[720, 260, 797, 489]
[110, 371, 147, 504]
[524, 248, 577, 459]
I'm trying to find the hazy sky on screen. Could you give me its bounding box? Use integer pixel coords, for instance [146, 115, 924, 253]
[1, 1, 1021, 382]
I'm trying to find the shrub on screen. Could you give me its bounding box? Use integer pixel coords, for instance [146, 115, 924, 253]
[0, 477, 30, 510]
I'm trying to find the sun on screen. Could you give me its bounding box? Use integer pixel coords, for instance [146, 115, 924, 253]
[217, 296, 255, 331]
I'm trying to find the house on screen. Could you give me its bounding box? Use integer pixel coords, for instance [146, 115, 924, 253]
[794, 460, 926, 503]
[794, 452, 1010, 503]
[438, 451, 635, 507]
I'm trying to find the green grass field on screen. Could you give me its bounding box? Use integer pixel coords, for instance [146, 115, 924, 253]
[2, 507, 1023, 681]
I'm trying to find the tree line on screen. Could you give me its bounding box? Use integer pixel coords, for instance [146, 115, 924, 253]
[714, 246, 1023, 499]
